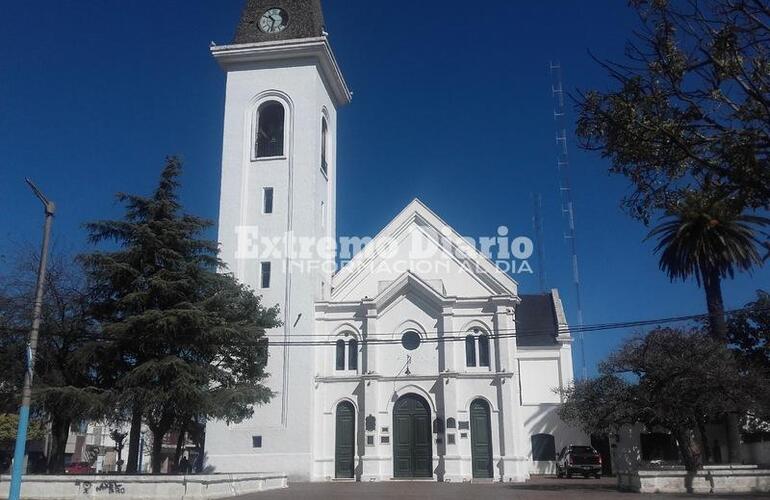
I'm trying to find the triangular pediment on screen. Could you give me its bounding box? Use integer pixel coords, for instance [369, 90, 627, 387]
[369, 270, 452, 314]
[331, 199, 518, 302]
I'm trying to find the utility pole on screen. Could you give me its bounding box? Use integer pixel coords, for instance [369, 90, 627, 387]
[9, 179, 55, 500]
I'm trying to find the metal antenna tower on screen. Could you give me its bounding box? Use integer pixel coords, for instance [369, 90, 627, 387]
[550, 61, 587, 379]
[531, 193, 547, 293]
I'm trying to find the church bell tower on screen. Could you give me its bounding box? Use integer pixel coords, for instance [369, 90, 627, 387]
[206, 0, 351, 479]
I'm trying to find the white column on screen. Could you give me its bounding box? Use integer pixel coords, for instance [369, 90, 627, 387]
[361, 303, 381, 480]
[439, 307, 462, 481]
[494, 299, 528, 482]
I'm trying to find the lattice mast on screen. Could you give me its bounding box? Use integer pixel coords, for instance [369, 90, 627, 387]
[531, 193, 548, 293]
[550, 61, 587, 379]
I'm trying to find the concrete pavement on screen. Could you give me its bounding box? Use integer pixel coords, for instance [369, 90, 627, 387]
[228, 476, 770, 499]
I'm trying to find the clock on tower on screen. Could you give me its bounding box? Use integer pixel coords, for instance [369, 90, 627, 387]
[233, 0, 326, 43]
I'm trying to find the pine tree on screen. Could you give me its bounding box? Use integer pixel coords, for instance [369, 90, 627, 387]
[81, 157, 279, 472]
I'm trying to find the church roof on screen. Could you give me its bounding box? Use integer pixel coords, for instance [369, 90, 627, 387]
[515, 293, 563, 346]
[331, 198, 519, 300]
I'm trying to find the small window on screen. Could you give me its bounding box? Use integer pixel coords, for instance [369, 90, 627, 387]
[256, 101, 284, 158]
[478, 334, 490, 367]
[366, 435, 374, 446]
[380, 435, 390, 444]
[401, 331, 421, 350]
[348, 339, 358, 371]
[321, 117, 328, 174]
[252, 435, 262, 448]
[260, 262, 271, 288]
[447, 434, 456, 445]
[335, 339, 345, 371]
[465, 335, 476, 367]
[446, 418, 456, 429]
[531, 433, 556, 461]
[263, 187, 274, 214]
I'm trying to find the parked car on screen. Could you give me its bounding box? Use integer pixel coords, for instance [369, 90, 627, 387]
[556, 445, 602, 478]
[64, 462, 94, 474]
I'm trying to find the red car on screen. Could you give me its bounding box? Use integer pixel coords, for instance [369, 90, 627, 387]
[64, 462, 94, 474]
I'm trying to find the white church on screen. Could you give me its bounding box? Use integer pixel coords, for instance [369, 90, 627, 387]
[205, 0, 585, 482]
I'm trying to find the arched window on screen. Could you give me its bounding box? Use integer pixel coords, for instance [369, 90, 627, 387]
[531, 433, 556, 461]
[348, 339, 358, 371]
[478, 334, 490, 367]
[256, 101, 284, 158]
[335, 339, 345, 371]
[465, 335, 476, 367]
[321, 117, 329, 174]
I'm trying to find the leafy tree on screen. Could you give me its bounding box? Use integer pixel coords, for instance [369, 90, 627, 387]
[0, 414, 46, 444]
[560, 327, 763, 484]
[576, 0, 770, 225]
[81, 157, 279, 473]
[728, 290, 770, 367]
[577, 0, 770, 463]
[0, 254, 106, 473]
[648, 196, 769, 341]
[728, 290, 770, 419]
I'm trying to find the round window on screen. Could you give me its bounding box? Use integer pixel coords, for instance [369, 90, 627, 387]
[401, 331, 421, 350]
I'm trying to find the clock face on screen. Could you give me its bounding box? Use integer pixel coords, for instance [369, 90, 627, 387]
[259, 8, 288, 33]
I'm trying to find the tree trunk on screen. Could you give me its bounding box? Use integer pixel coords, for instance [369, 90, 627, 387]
[674, 427, 703, 494]
[726, 412, 742, 464]
[150, 425, 170, 474]
[46, 417, 71, 473]
[125, 403, 143, 473]
[173, 422, 188, 472]
[702, 270, 743, 463]
[703, 270, 727, 341]
[697, 419, 711, 464]
[194, 424, 205, 473]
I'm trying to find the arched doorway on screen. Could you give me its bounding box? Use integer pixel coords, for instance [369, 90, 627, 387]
[470, 398, 493, 478]
[335, 401, 355, 478]
[393, 393, 432, 478]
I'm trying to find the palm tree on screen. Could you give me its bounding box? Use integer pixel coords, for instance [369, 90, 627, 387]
[648, 197, 769, 341]
[648, 196, 769, 464]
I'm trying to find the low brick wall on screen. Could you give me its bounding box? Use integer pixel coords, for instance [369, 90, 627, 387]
[0, 472, 288, 499]
[618, 465, 770, 494]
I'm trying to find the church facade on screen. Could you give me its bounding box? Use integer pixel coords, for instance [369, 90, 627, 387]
[205, 0, 585, 482]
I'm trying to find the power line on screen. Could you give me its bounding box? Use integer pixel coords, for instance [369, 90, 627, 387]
[12, 305, 766, 348]
[34, 304, 762, 348]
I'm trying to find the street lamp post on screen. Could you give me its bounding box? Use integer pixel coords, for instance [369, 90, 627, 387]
[8, 179, 55, 500]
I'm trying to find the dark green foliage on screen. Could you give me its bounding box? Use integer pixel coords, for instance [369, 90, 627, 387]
[0, 254, 106, 472]
[729, 290, 770, 367]
[576, 0, 770, 225]
[80, 156, 279, 472]
[559, 327, 765, 472]
[647, 196, 769, 340]
[648, 198, 769, 286]
[728, 291, 770, 420]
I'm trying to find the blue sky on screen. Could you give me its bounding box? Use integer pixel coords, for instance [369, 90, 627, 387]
[1, 1, 767, 376]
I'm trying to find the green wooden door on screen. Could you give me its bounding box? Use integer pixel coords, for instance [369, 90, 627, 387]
[393, 394, 432, 478]
[335, 401, 355, 478]
[470, 399, 493, 478]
